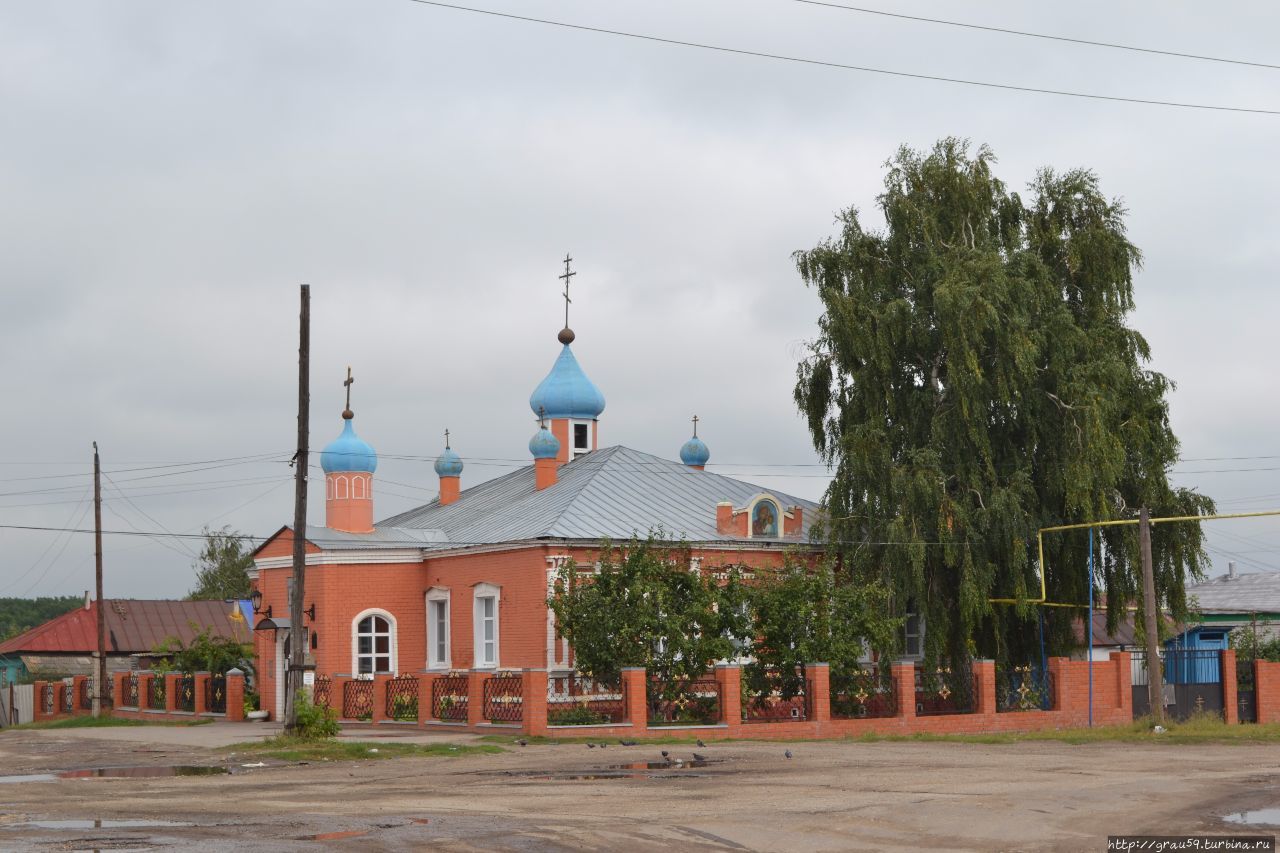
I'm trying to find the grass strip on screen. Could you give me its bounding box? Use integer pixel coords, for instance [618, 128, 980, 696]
[9, 716, 213, 730]
[223, 736, 502, 762]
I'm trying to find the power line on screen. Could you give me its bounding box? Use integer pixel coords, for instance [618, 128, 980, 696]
[403, 0, 1280, 116]
[787, 0, 1280, 71]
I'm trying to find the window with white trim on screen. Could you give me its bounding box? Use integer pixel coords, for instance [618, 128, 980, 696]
[571, 420, 591, 459]
[904, 610, 925, 659]
[473, 583, 500, 668]
[426, 589, 450, 670]
[353, 610, 396, 675]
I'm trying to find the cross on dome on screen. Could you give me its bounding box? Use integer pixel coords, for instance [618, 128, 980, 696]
[342, 366, 355, 419]
[558, 253, 577, 345]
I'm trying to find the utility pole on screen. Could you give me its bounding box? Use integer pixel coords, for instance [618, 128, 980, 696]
[1138, 507, 1164, 722]
[285, 285, 311, 735]
[92, 442, 105, 718]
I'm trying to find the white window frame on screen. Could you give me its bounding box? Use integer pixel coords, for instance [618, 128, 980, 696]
[569, 419, 592, 459]
[426, 588, 451, 670]
[904, 611, 925, 660]
[473, 583, 501, 669]
[351, 608, 397, 676]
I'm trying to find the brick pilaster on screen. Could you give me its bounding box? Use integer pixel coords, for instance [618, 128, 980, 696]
[467, 670, 489, 727]
[1048, 657, 1070, 714]
[371, 675, 389, 723]
[522, 669, 549, 737]
[418, 672, 439, 724]
[808, 662, 831, 725]
[226, 669, 246, 722]
[194, 673, 209, 714]
[973, 660, 997, 718]
[622, 667, 647, 732]
[165, 673, 180, 713]
[1111, 651, 1132, 717]
[893, 659, 917, 719]
[715, 664, 742, 733]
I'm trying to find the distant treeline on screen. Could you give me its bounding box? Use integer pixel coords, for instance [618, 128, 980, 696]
[0, 596, 82, 642]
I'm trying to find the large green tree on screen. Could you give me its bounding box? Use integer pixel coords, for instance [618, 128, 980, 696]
[187, 526, 254, 601]
[794, 138, 1213, 664]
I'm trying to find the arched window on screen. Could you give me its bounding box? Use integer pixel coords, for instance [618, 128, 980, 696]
[750, 498, 779, 538]
[334, 475, 349, 500]
[352, 610, 396, 675]
[352, 476, 366, 499]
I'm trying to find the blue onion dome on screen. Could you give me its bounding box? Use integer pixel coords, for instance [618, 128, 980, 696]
[680, 435, 710, 467]
[529, 344, 606, 420]
[529, 426, 561, 460]
[434, 446, 463, 478]
[320, 416, 377, 474]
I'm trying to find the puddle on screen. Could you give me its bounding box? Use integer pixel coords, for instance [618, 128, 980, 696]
[298, 830, 369, 841]
[58, 766, 230, 779]
[1225, 808, 1280, 826]
[8, 819, 191, 830]
[511, 760, 712, 781]
[0, 774, 57, 784]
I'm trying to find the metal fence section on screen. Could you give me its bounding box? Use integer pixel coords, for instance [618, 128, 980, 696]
[386, 675, 420, 721]
[62, 682, 74, 714]
[205, 675, 227, 714]
[997, 665, 1054, 712]
[547, 673, 627, 725]
[647, 676, 722, 726]
[41, 682, 55, 715]
[1132, 649, 1224, 721]
[343, 679, 375, 720]
[1238, 659, 1257, 723]
[742, 667, 810, 723]
[313, 675, 332, 709]
[176, 676, 196, 713]
[830, 666, 897, 719]
[79, 676, 113, 711]
[915, 663, 975, 716]
[483, 672, 524, 723]
[11, 684, 33, 724]
[125, 672, 140, 708]
[148, 676, 166, 710]
[432, 673, 468, 722]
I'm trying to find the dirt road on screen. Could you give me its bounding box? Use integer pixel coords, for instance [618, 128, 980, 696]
[0, 726, 1275, 851]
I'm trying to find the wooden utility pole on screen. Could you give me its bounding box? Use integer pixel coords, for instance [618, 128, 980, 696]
[92, 442, 105, 718]
[1138, 507, 1165, 722]
[285, 285, 311, 734]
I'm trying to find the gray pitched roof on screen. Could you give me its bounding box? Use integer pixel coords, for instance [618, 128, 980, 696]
[375, 445, 819, 547]
[1186, 571, 1280, 614]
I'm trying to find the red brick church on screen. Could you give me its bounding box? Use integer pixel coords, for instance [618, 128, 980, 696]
[250, 283, 819, 719]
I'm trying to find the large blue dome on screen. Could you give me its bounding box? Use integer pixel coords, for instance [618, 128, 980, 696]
[529, 344, 606, 420]
[529, 426, 561, 460]
[434, 446, 463, 477]
[680, 435, 710, 467]
[321, 418, 378, 474]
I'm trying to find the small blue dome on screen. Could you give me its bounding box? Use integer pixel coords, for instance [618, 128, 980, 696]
[321, 418, 377, 474]
[434, 447, 463, 478]
[680, 435, 710, 467]
[529, 344, 606, 420]
[529, 426, 561, 460]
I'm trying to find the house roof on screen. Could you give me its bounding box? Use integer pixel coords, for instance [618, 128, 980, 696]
[1186, 571, 1280, 614]
[375, 444, 820, 547]
[0, 599, 252, 656]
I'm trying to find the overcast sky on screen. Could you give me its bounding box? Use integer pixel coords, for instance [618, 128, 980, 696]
[2, 0, 1278, 599]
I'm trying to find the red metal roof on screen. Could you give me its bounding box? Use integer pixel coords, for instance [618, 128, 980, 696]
[0, 599, 251, 655]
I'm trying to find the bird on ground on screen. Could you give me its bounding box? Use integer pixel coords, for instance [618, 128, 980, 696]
[696, 739, 706, 748]
[586, 743, 596, 748]
[692, 752, 707, 762]
[599, 743, 607, 749]
[619, 739, 636, 746]
[517, 739, 528, 747]
[660, 750, 670, 759]
[784, 749, 793, 759]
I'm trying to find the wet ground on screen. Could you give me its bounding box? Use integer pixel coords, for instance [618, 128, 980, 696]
[1, 724, 1278, 850]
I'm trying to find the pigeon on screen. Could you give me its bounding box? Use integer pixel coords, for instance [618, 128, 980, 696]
[586, 743, 596, 749]
[619, 739, 636, 746]
[660, 750, 670, 759]
[599, 743, 607, 749]
[692, 752, 707, 762]
[784, 749, 793, 759]
[517, 739, 528, 747]
[696, 739, 707, 748]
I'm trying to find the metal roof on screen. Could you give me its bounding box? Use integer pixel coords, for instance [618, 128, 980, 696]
[1186, 571, 1280, 614]
[376, 444, 820, 547]
[301, 525, 447, 550]
[0, 599, 253, 655]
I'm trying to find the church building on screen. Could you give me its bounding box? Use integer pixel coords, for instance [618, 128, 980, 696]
[249, 273, 820, 719]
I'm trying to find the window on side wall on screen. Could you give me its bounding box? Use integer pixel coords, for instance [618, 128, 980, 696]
[354, 611, 396, 676]
[473, 583, 500, 669]
[426, 589, 450, 670]
[572, 422, 590, 458]
[904, 610, 925, 660]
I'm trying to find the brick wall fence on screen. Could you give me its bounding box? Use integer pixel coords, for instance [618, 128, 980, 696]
[30, 669, 247, 724]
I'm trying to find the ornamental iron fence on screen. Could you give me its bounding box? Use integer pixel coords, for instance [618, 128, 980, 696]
[41, 682, 54, 715]
[830, 666, 897, 719]
[148, 675, 166, 710]
[62, 682, 74, 714]
[125, 672, 140, 708]
[914, 662, 975, 716]
[547, 673, 627, 725]
[1238, 658, 1257, 723]
[79, 676, 112, 710]
[205, 675, 227, 714]
[648, 675, 722, 726]
[176, 676, 196, 712]
[343, 678, 375, 720]
[432, 673, 468, 722]
[483, 672, 524, 723]
[313, 675, 332, 710]
[742, 667, 810, 723]
[386, 675, 420, 721]
[997, 664, 1054, 712]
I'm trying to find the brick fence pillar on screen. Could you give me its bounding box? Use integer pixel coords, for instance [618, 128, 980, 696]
[226, 669, 246, 722]
[194, 673, 210, 715]
[808, 662, 831, 729]
[371, 675, 390, 723]
[1110, 651, 1132, 718]
[522, 669, 549, 737]
[331, 675, 350, 719]
[467, 670, 489, 727]
[622, 667, 648, 734]
[71, 675, 87, 714]
[418, 672, 439, 724]
[165, 673, 180, 713]
[1221, 650, 1238, 725]
[32, 681, 48, 721]
[973, 660, 996, 718]
[1047, 657, 1071, 717]
[1257, 660, 1280, 724]
[892, 659, 916, 720]
[715, 664, 742, 735]
[113, 672, 129, 708]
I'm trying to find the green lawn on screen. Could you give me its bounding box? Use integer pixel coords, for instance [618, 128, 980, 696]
[8, 715, 214, 731]
[222, 737, 502, 762]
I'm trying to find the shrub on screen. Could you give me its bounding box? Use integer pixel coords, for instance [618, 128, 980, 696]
[291, 690, 340, 740]
[548, 704, 610, 726]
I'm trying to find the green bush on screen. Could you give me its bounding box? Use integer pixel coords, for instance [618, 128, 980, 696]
[391, 694, 418, 722]
[292, 690, 340, 740]
[548, 704, 610, 726]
